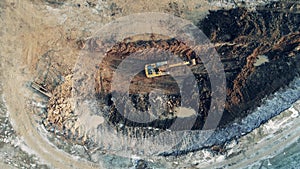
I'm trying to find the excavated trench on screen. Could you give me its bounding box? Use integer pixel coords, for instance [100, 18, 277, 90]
[44, 1, 300, 152]
[96, 38, 211, 131]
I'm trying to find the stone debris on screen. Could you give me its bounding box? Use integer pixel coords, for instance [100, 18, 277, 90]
[45, 75, 76, 133]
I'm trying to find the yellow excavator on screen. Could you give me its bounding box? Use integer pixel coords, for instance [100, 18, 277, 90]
[145, 59, 196, 78]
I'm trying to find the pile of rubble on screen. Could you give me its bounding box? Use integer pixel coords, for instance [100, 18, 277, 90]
[44, 75, 76, 133]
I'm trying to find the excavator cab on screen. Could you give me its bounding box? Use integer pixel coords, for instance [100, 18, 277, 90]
[145, 59, 196, 78]
[145, 61, 169, 78]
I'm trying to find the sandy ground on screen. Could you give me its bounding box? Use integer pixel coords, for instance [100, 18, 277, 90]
[1, 0, 299, 168]
[0, 1, 109, 168]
